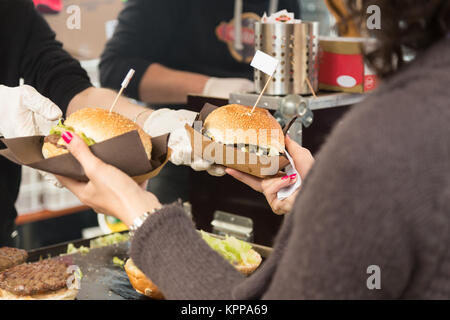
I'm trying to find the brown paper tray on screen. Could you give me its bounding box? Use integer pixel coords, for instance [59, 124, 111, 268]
[0, 131, 170, 184]
[185, 103, 293, 178]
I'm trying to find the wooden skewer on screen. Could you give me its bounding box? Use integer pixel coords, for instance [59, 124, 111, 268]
[109, 69, 135, 114]
[109, 86, 125, 114]
[250, 74, 273, 113]
[305, 77, 317, 98]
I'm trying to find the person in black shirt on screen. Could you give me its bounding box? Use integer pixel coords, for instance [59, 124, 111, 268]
[0, 0, 231, 247]
[0, 0, 159, 246]
[100, 0, 300, 104]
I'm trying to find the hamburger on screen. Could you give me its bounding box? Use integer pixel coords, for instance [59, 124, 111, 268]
[203, 104, 285, 157]
[42, 108, 152, 160]
[125, 232, 262, 299]
[0, 258, 78, 300]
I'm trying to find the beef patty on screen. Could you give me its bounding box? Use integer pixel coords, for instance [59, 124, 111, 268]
[0, 247, 28, 272]
[0, 258, 70, 296]
[44, 134, 67, 149]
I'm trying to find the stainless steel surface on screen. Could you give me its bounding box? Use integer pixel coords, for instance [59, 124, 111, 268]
[211, 211, 254, 242]
[230, 91, 365, 111]
[254, 21, 319, 95]
[279, 94, 314, 128]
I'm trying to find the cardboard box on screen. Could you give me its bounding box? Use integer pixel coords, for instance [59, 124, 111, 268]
[185, 103, 290, 178]
[44, 0, 124, 60]
[318, 37, 378, 93]
[0, 132, 170, 185]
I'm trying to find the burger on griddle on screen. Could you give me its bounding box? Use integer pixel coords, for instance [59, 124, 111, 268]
[0, 258, 78, 300]
[42, 108, 152, 159]
[203, 104, 285, 157]
[0, 247, 28, 272]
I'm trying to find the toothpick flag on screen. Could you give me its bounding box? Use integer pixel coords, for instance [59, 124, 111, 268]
[109, 69, 135, 114]
[251, 50, 279, 76]
[250, 50, 279, 113]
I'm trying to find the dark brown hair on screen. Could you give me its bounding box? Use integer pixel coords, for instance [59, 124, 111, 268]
[342, 0, 450, 78]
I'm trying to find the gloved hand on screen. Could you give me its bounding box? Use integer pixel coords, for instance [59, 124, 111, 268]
[0, 85, 62, 138]
[202, 77, 254, 99]
[143, 108, 226, 176]
[0, 85, 63, 186]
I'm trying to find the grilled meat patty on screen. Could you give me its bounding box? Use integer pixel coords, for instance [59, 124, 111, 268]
[0, 258, 70, 296]
[0, 247, 28, 272]
[44, 134, 67, 149]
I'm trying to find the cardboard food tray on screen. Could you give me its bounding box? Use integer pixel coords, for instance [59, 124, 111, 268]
[185, 103, 294, 178]
[0, 131, 171, 184]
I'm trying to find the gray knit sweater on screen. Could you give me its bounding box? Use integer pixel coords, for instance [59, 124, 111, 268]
[130, 38, 450, 299]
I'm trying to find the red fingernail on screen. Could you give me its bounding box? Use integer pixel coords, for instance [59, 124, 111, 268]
[282, 175, 289, 180]
[62, 131, 73, 144]
[290, 174, 297, 180]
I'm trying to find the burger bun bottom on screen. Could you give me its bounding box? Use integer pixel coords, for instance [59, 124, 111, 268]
[42, 141, 69, 159]
[125, 259, 165, 300]
[0, 287, 78, 300]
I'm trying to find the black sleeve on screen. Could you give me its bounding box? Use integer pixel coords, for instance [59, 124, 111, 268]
[99, 0, 179, 100]
[279, 0, 301, 16]
[19, 0, 92, 114]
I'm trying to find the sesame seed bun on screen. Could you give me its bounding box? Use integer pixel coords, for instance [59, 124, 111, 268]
[42, 139, 68, 159]
[234, 249, 263, 276]
[42, 108, 152, 159]
[124, 259, 164, 300]
[203, 104, 284, 155]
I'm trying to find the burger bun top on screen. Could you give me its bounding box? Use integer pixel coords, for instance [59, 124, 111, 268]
[203, 104, 284, 154]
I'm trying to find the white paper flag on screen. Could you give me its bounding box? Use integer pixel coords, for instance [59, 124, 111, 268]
[251, 50, 279, 76]
[121, 69, 135, 88]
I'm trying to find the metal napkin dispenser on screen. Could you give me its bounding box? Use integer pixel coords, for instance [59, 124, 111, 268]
[254, 21, 319, 96]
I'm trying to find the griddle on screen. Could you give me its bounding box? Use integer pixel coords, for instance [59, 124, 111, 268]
[26, 232, 272, 300]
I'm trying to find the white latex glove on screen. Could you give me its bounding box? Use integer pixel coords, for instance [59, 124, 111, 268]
[0, 85, 62, 138]
[0, 85, 63, 187]
[143, 108, 226, 176]
[202, 77, 254, 99]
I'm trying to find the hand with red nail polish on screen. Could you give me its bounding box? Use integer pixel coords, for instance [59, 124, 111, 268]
[54, 133, 162, 227]
[225, 136, 313, 215]
[61, 131, 73, 144]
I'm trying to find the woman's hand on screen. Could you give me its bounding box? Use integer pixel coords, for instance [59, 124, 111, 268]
[55, 132, 162, 227]
[226, 136, 314, 215]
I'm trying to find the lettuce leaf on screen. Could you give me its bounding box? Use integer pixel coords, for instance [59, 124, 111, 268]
[200, 231, 259, 266]
[49, 120, 96, 146]
[89, 232, 130, 248]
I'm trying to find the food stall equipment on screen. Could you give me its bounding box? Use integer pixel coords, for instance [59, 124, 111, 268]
[254, 21, 320, 96]
[187, 90, 365, 247]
